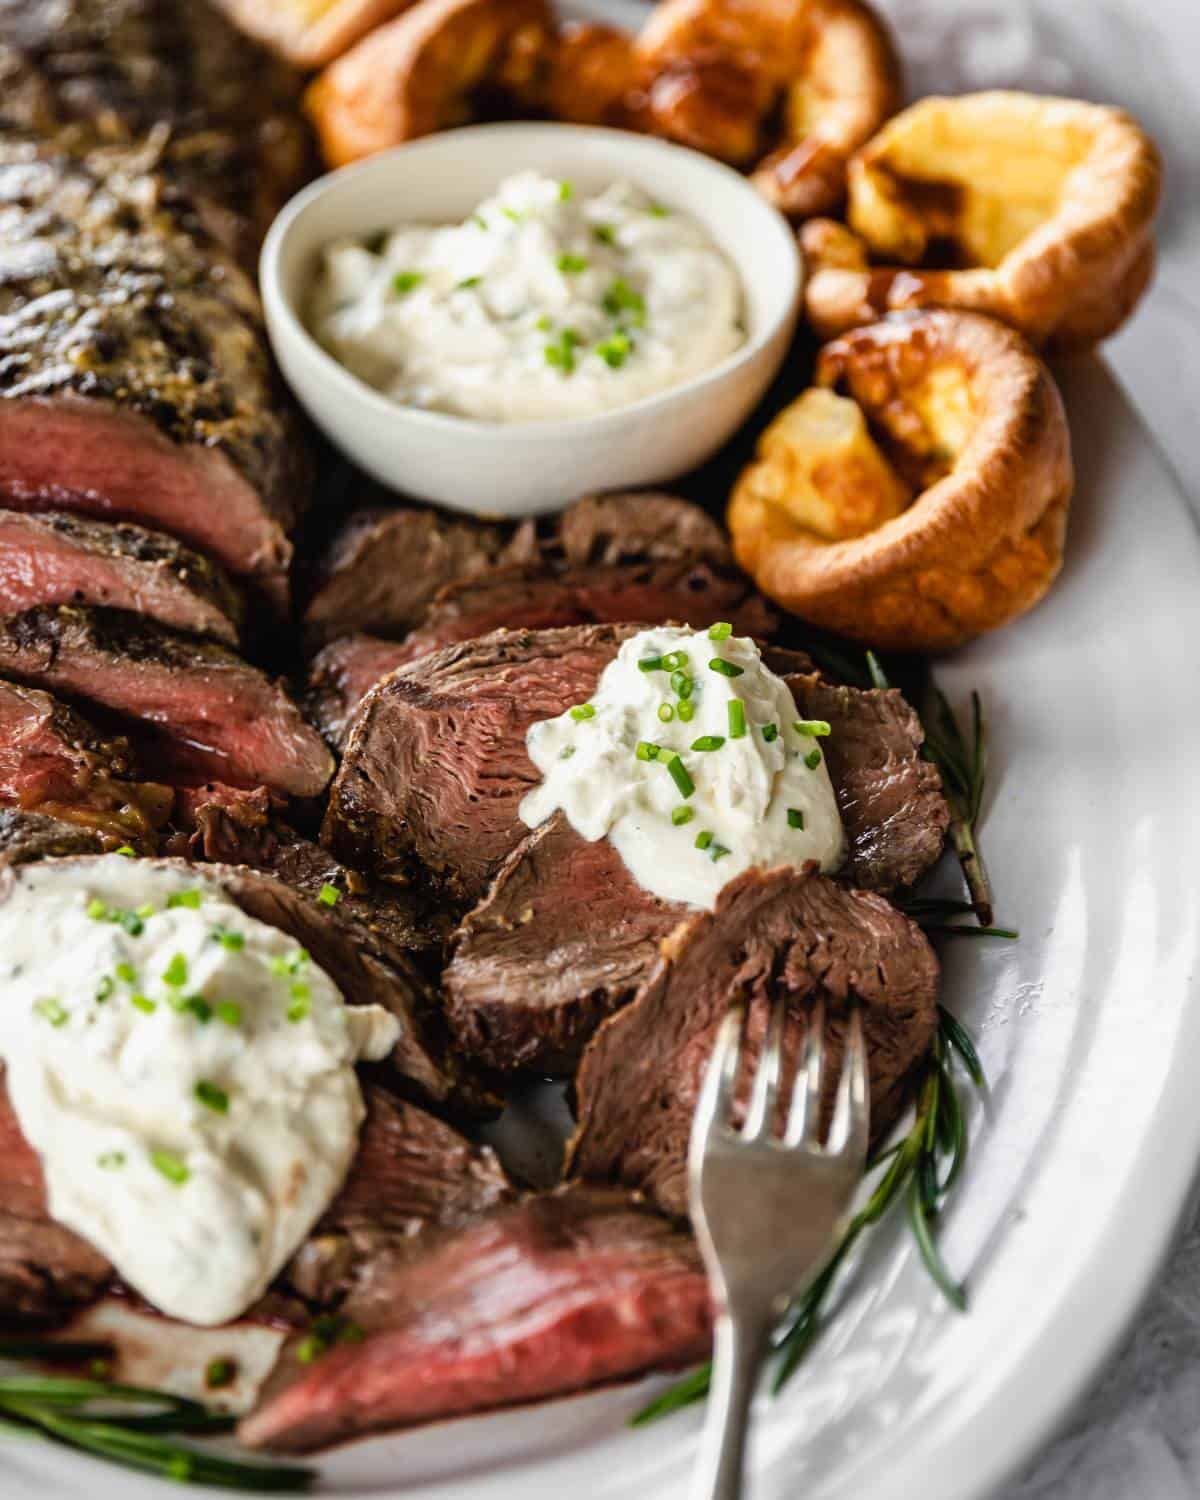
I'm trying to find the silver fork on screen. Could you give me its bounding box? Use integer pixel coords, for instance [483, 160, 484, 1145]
[687, 997, 869, 1500]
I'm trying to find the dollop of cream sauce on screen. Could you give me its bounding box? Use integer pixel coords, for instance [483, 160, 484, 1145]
[0, 858, 398, 1327]
[309, 171, 745, 422]
[521, 627, 846, 909]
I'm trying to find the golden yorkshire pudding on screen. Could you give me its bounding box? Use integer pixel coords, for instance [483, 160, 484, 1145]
[212, 0, 420, 66]
[632, 0, 902, 218]
[535, 21, 640, 127]
[305, 0, 554, 167]
[803, 91, 1162, 351]
[728, 310, 1074, 651]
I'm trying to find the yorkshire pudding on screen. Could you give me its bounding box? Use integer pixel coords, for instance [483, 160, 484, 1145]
[213, 0, 419, 66]
[728, 311, 1073, 651]
[632, 0, 902, 218]
[804, 92, 1162, 351]
[305, 0, 554, 167]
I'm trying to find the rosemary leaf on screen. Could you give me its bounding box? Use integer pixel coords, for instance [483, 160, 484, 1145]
[629, 1363, 712, 1425]
[938, 1004, 986, 1088]
[906, 1176, 967, 1311]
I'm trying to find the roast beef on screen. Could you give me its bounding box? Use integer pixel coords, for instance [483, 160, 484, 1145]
[0, 806, 106, 866]
[0, 606, 333, 798]
[444, 813, 682, 1074]
[239, 1186, 711, 1454]
[785, 672, 950, 891]
[0, 510, 243, 645]
[554, 492, 733, 569]
[321, 624, 641, 905]
[0, 131, 306, 608]
[303, 507, 532, 646]
[0, 676, 172, 844]
[306, 633, 413, 751]
[567, 867, 940, 1218]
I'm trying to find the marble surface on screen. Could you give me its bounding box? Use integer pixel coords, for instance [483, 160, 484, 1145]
[864, 3, 1200, 1495]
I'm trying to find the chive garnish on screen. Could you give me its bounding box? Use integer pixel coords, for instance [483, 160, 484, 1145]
[455, 275, 481, 290]
[392, 270, 423, 295]
[787, 808, 805, 829]
[130, 994, 156, 1015]
[662, 651, 689, 670]
[95, 975, 114, 1003]
[793, 719, 832, 737]
[559, 746, 575, 760]
[33, 998, 68, 1027]
[167, 889, 202, 910]
[761, 723, 779, 743]
[658, 703, 675, 723]
[287, 996, 310, 1023]
[151, 1150, 189, 1186]
[670, 670, 693, 698]
[97, 1151, 125, 1170]
[638, 655, 664, 673]
[695, 831, 713, 851]
[211, 927, 244, 952]
[593, 223, 615, 244]
[569, 703, 596, 721]
[214, 1001, 241, 1027]
[708, 658, 744, 678]
[559, 180, 573, 200]
[664, 753, 695, 799]
[204, 1359, 236, 1390]
[318, 883, 340, 907]
[671, 806, 695, 827]
[648, 202, 669, 217]
[595, 330, 633, 369]
[602, 277, 646, 326]
[727, 701, 747, 738]
[556, 253, 588, 274]
[114, 845, 136, 857]
[115, 962, 136, 985]
[708, 622, 733, 641]
[678, 700, 695, 722]
[135, 904, 155, 919]
[804, 747, 823, 770]
[544, 327, 580, 373]
[709, 843, 731, 863]
[691, 735, 725, 752]
[194, 1080, 229, 1115]
[119, 911, 144, 937]
[86, 898, 107, 920]
[290, 982, 310, 1002]
[635, 741, 661, 762]
[162, 954, 188, 988]
[182, 996, 212, 1024]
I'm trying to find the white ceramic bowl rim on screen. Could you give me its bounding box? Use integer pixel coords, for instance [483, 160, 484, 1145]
[260, 122, 802, 441]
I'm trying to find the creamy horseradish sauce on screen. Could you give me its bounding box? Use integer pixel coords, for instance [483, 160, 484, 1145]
[0, 858, 398, 1326]
[310, 171, 745, 422]
[521, 626, 845, 909]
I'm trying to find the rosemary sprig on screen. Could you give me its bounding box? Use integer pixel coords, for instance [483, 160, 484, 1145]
[633, 1007, 985, 1424]
[0, 1359, 315, 1491]
[918, 681, 993, 926]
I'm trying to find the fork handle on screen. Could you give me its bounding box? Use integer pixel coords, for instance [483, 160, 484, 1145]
[690, 1311, 769, 1500]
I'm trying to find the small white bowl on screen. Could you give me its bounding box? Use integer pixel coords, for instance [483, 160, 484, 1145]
[261, 123, 802, 518]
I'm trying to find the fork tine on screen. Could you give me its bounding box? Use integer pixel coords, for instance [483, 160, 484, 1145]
[743, 994, 786, 1140]
[826, 1007, 870, 1162]
[785, 996, 826, 1147]
[690, 1006, 744, 1158]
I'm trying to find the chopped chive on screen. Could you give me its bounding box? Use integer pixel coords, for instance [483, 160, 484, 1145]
[182, 996, 212, 1024]
[544, 327, 579, 373]
[215, 1001, 241, 1027]
[558, 180, 573, 200]
[94, 975, 114, 1003]
[162, 953, 188, 988]
[287, 996, 311, 1023]
[167, 889, 203, 909]
[709, 842, 731, 863]
[761, 722, 779, 743]
[391, 270, 423, 295]
[212, 927, 244, 952]
[602, 277, 646, 326]
[592, 223, 615, 244]
[695, 831, 714, 851]
[455, 275, 481, 290]
[648, 202, 669, 217]
[130, 994, 156, 1015]
[290, 982, 311, 1002]
[504, 207, 524, 222]
[594, 330, 633, 368]
[535, 314, 552, 331]
[135, 904, 155, 919]
[115, 962, 136, 985]
[151, 1150, 189, 1185]
[671, 805, 695, 827]
[86, 898, 108, 921]
[556, 253, 588, 274]
[670, 670, 693, 698]
[727, 700, 747, 738]
[33, 997, 68, 1027]
[804, 747, 823, 770]
[677, 699, 695, 722]
[472, 213, 487, 229]
[662, 651, 689, 671]
[658, 703, 675, 723]
[664, 753, 695, 799]
[793, 719, 832, 737]
[708, 658, 744, 678]
[318, 883, 340, 907]
[114, 845, 136, 857]
[205, 1358, 237, 1390]
[559, 746, 575, 761]
[268, 956, 291, 977]
[569, 703, 596, 721]
[119, 911, 144, 936]
[195, 1080, 229, 1114]
[638, 655, 664, 673]
[708, 621, 733, 641]
[787, 808, 805, 829]
[691, 735, 725, 752]
[97, 1151, 125, 1170]
[295, 1334, 324, 1365]
[635, 741, 661, 762]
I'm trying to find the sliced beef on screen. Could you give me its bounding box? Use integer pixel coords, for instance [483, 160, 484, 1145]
[0, 134, 306, 609]
[555, 492, 732, 569]
[0, 1078, 112, 1324]
[567, 867, 940, 1219]
[784, 672, 949, 891]
[444, 813, 682, 1074]
[0, 676, 172, 845]
[0, 607, 333, 798]
[321, 624, 640, 906]
[0, 510, 243, 645]
[306, 633, 413, 751]
[239, 1186, 710, 1454]
[303, 507, 533, 646]
[0, 806, 106, 867]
